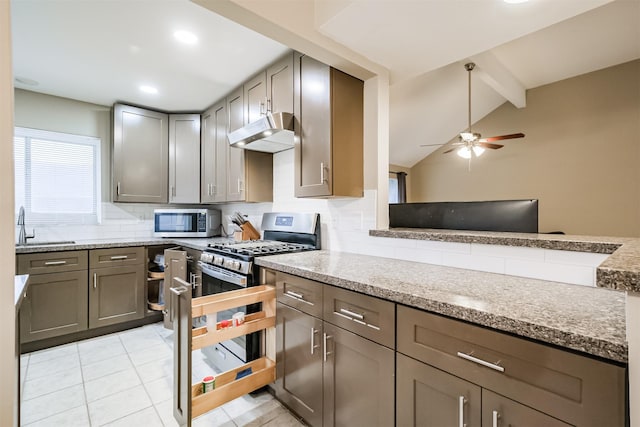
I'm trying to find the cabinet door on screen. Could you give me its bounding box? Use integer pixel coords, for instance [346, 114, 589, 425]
[169, 114, 201, 204]
[89, 264, 145, 328]
[113, 104, 168, 203]
[294, 54, 332, 197]
[201, 101, 227, 203]
[267, 53, 293, 114]
[275, 303, 323, 427]
[226, 87, 245, 201]
[244, 72, 267, 125]
[482, 390, 573, 427]
[397, 353, 481, 427]
[20, 271, 88, 343]
[163, 249, 187, 329]
[323, 323, 394, 427]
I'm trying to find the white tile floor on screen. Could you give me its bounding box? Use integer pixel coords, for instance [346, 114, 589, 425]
[20, 322, 304, 427]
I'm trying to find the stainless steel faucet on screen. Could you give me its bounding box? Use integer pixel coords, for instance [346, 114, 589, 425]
[17, 206, 35, 245]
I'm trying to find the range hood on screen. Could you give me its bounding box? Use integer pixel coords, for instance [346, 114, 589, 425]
[228, 112, 294, 153]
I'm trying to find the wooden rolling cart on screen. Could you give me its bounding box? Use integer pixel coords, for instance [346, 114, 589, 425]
[171, 277, 276, 426]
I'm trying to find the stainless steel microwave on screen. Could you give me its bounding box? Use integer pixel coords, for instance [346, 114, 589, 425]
[153, 209, 221, 238]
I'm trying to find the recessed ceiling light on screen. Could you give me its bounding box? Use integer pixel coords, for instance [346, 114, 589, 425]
[139, 85, 158, 94]
[174, 30, 198, 45]
[14, 76, 39, 86]
[504, 0, 529, 3]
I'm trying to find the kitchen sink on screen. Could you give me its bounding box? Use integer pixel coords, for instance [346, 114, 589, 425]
[16, 240, 76, 246]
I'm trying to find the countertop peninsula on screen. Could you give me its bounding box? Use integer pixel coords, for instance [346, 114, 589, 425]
[256, 250, 627, 363]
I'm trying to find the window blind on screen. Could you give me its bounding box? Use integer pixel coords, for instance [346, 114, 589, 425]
[14, 127, 101, 225]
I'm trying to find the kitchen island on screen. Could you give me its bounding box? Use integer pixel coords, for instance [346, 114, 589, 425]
[257, 249, 628, 426]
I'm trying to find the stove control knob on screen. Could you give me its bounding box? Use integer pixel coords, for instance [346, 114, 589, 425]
[232, 261, 241, 270]
[214, 256, 223, 265]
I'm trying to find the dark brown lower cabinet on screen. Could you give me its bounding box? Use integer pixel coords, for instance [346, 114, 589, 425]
[322, 322, 394, 427]
[397, 354, 572, 427]
[19, 271, 88, 343]
[89, 264, 145, 328]
[397, 353, 481, 427]
[275, 302, 394, 427]
[276, 302, 323, 427]
[482, 389, 572, 427]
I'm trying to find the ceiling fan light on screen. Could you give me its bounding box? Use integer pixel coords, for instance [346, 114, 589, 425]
[472, 146, 485, 157]
[457, 146, 472, 159]
[456, 146, 485, 159]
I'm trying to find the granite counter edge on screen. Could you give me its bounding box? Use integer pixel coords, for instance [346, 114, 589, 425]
[256, 258, 628, 364]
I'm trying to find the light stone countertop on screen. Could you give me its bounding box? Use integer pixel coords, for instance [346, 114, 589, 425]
[256, 250, 627, 363]
[369, 228, 640, 292]
[14, 236, 233, 254]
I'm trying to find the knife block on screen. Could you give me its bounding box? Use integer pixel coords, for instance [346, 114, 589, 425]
[234, 222, 260, 241]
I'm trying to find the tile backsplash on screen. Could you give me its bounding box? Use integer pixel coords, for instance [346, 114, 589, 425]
[19, 148, 609, 287]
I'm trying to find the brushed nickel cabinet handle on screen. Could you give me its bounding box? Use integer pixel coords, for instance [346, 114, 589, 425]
[492, 410, 500, 427]
[339, 308, 364, 320]
[320, 162, 325, 183]
[44, 260, 67, 266]
[110, 255, 128, 260]
[117, 182, 121, 196]
[285, 290, 303, 299]
[310, 328, 319, 355]
[458, 396, 466, 427]
[93, 273, 97, 289]
[323, 333, 332, 362]
[457, 351, 505, 373]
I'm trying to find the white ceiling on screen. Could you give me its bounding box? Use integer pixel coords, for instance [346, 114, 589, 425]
[11, 0, 640, 167]
[11, 0, 289, 111]
[314, 0, 640, 167]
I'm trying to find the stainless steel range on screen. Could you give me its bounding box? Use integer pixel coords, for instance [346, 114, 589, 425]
[198, 212, 320, 372]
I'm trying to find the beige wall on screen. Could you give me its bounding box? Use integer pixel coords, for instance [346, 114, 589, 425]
[409, 59, 640, 237]
[14, 89, 112, 202]
[0, 1, 17, 425]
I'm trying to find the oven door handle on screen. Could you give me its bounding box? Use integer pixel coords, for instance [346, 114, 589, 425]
[199, 262, 248, 287]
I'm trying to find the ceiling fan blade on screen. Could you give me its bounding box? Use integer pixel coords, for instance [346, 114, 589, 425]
[477, 142, 504, 150]
[478, 133, 525, 143]
[443, 147, 457, 154]
[420, 142, 463, 147]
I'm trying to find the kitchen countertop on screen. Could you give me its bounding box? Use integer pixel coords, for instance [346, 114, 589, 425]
[370, 228, 640, 293]
[15, 274, 29, 310]
[256, 250, 627, 363]
[14, 236, 233, 254]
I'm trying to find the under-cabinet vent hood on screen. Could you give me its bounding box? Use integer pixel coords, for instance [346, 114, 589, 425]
[228, 112, 294, 153]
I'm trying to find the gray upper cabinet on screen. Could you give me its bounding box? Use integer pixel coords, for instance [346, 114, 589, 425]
[169, 114, 201, 204]
[201, 101, 227, 203]
[226, 87, 246, 202]
[244, 72, 267, 124]
[266, 52, 294, 115]
[113, 104, 168, 203]
[226, 85, 273, 203]
[293, 53, 363, 198]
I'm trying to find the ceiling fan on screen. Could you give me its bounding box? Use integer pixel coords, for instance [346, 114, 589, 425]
[421, 62, 524, 159]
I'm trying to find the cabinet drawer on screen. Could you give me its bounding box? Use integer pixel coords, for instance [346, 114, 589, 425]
[89, 247, 145, 268]
[323, 286, 395, 348]
[276, 272, 323, 318]
[397, 305, 625, 427]
[17, 251, 88, 274]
